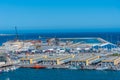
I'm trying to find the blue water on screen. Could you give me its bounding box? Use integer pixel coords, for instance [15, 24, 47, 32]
[60, 38, 102, 43]
[0, 68, 120, 80]
[0, 32, 120, 45]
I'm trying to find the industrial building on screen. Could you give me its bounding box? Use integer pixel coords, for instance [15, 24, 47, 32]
[20, 54, 45, 64]
[58, 37, 117, 52]
[40, 54, 74, 65]
[70, 54, 100, 66]
[101, 56, 120, 66]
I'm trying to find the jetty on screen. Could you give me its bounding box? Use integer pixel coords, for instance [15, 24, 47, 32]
[0, 37, 120, 71]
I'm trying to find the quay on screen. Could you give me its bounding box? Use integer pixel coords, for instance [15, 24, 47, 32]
[1, 37, 120, 71]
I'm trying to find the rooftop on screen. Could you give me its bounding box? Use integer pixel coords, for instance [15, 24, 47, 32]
[102, 56, 120, 62]
[71, 54, 98, 61]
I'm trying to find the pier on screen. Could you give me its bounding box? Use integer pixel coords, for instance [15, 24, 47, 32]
[0, 37, 120, 71]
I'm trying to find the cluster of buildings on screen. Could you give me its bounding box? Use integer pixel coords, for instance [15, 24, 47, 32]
[0, 37, 120, 70]
[0, 37, 118, 54]
[19, 53, 120, 70]
[0, 40, 41, 52]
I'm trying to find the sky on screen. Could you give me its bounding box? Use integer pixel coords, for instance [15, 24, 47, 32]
[0, 0, 120, 33]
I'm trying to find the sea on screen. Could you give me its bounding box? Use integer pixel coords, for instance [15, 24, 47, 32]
[1, 68, 120, 80]
[0, 32, 120, 45]
[0, 32, 120, 80]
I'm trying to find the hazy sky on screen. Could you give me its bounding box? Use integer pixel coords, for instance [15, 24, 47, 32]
[0, 0, 120, 32]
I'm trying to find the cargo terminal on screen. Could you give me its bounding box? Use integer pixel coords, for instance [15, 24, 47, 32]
[101, 56, 120, 66]
[0, 37, 120, 70]
[70, 54, 100, 66]
[40, 54, 74, 65]
[20, 54, 45, 64]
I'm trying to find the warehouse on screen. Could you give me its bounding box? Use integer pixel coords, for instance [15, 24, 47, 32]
[70, 54, 100, 66]
[101, 56, 120, 67]
[40, 54, 74, 65]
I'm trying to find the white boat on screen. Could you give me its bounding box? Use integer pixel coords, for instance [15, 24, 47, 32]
[69, 66, 78, 70]
[10, 66, 16, 71]
[13, 66, 17, 70]
[13, 66, 20, 70]
[46, 67, 53, 69]
[10, 67, 14, 71]
[4, 68, 10, 72]
[65, 66, 69, 68]
[96, 67, 108, 70]
[0, 69, 2, 73]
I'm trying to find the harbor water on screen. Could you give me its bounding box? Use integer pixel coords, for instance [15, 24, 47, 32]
[0, 68, 120, 80]
[0, 32, 120, 45]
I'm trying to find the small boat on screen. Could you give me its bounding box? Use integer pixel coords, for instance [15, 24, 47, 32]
[4, 68, 10, 72]
[65, 66, 69, 68]
[96, 67, 108, 70]
[10, 66, 17, 71]
[0, 69, 2, 73]
[69, 66, 78, 70]
[10, 67, 14, 71]
[46, 67, 52, 69]
[31, 64, 46, 69]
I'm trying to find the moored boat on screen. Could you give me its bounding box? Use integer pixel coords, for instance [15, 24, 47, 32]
[68, 66, 78, 70]
[3, 68, 10, 72]
[0, 69, 2, 73]
[96, 67, 108, 70]
[31, 64, 46, 69]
